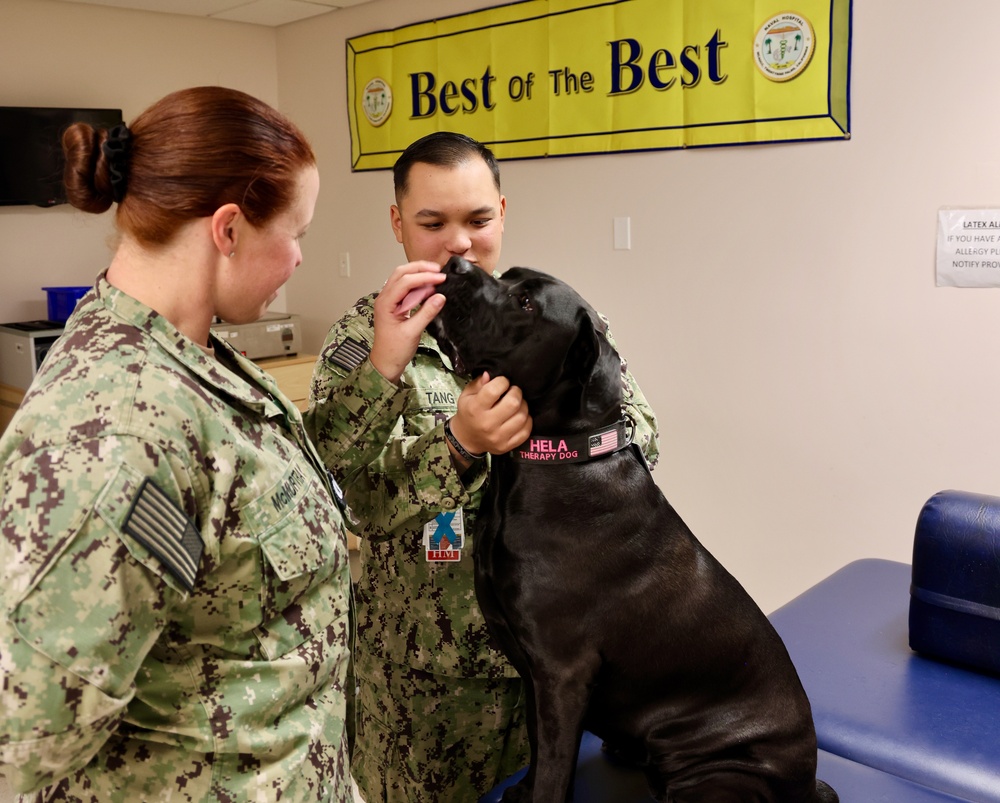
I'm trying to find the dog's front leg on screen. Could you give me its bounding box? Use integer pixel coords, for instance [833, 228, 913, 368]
[518, 669, 594, 803]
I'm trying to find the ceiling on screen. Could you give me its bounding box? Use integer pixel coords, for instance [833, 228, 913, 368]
[54, 0, 377, 27]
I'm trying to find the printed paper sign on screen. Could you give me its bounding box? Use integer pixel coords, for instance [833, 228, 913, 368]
[936, 209, 1000, 288]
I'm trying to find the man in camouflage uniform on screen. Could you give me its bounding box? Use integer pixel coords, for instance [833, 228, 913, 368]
[0, 275, 354, 801]
[307, 132, 659, 802]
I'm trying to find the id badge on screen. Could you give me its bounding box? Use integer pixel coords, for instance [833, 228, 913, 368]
[424, 509, 465, 562]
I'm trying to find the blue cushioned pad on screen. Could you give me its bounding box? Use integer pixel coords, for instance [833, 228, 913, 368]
[910, 490, 1000, 675]
[816, 751, 972, 802]
[479, 730, 970, 802]
[479, 731, 654, 802]
[769, 559, 1000, 802]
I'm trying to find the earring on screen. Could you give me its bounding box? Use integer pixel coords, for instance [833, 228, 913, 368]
[229, 250, 236, 258]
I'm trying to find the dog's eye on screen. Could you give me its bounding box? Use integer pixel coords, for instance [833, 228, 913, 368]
[518, 294, 534, 312]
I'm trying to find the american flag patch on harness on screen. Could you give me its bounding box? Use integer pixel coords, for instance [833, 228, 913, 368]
[588, 429, 619, 457]
[123, 478, 203, 592]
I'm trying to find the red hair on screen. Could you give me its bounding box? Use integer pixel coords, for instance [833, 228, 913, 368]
[62, 86, 315, 245]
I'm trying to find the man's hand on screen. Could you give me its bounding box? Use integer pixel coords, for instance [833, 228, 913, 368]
[448, 373, 532, 467]
[370, 261, 447, 384]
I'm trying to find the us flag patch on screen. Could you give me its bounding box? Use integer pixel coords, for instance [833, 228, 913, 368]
[588, 429, 619, 457]
[123, 478, 203, 591]
[328, 337, 370, 372]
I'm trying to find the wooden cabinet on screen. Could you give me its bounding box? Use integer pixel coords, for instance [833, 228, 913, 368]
[0, 383, 23, 436]
[257, 353, 317, 412]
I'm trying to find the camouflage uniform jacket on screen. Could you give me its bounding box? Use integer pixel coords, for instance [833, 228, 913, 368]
[0, 274, 353, 801]
[306, 290, 659, 680]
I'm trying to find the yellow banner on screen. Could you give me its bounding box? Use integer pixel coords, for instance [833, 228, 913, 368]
[347, 0, 852, 170]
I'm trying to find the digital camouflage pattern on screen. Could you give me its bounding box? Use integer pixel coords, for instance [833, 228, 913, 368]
[0, 274, 353, 802]
[351, 656, 528, 803]
[306, 287, 659, 800]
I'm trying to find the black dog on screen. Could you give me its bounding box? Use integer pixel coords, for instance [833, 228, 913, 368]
[427, 256, 837, 803]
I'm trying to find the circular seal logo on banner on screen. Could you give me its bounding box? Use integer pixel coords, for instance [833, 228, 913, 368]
[362, 77, 392, 127]
[754, 13, 815, 82]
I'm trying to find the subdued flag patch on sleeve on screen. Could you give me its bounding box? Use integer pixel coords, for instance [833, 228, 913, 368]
[328, 337, 370, 372]
[123, 478, 203, 591]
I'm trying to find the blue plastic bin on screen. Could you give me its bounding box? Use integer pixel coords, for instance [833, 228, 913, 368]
[42, 286, 91, 323]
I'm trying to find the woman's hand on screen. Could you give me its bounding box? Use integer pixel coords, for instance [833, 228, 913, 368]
[370, 261, 447, 384]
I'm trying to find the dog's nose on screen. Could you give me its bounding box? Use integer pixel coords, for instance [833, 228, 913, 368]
[444, 255, 476, 275]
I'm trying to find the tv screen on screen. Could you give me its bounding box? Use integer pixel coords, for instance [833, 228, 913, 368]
[0, 106, 124, 207]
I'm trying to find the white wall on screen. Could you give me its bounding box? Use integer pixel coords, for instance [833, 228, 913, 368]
[277, 0, 1000, 615]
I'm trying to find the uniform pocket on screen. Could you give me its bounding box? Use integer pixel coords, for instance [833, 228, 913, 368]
[247, 459, 328, 580]
[242, 455, 348, 659]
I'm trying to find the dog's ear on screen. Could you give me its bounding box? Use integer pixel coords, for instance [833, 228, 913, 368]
[569, 310, 622, 418]
[568, 309, 601, 379]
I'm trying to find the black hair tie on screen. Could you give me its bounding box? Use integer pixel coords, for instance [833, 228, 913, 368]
[101, 124, 131, 203]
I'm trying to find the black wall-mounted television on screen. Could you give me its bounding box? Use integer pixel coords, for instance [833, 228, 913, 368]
[0, 106, 124, 208]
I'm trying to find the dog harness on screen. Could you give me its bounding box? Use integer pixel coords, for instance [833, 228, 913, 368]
[509, 419, 633, 464]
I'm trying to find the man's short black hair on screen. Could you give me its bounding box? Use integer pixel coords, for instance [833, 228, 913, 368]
[393, 132, 501, 203]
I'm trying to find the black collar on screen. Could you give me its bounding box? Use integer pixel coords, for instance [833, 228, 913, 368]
[508, 419, 632, 464]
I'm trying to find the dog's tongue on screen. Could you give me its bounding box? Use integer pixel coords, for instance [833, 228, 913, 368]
[396, 284, 436, 316]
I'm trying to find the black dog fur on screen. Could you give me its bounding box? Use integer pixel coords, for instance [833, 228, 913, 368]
[427, 256, 837, 803]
